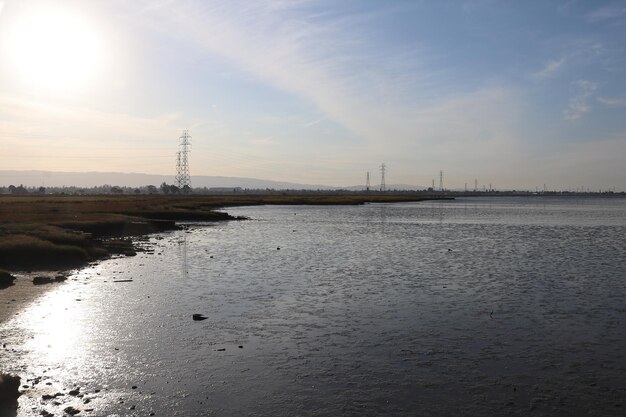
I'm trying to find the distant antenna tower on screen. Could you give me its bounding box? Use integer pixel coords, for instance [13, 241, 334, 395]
[366, 171, 371, 192]
[175, 129, 192, 192]
[474, 178, 478, 192]
[380, 163, 386, 192]
[439, 170, 444, 192]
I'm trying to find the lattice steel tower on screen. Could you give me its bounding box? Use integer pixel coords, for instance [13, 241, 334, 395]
[176, 129, 192, 192]
[380, 163, 386, 192]
[366, 171, 371, 192]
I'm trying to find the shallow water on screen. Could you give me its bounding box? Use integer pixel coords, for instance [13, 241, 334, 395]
[2, 197, 626, 416]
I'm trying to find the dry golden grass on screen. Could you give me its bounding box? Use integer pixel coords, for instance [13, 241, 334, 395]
[0, 234, 88, 269]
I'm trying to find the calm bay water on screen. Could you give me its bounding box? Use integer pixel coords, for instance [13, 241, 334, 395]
[2, 197, 626, 416]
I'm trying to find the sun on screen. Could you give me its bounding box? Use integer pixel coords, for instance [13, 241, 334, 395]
[4, 7, 103, 93]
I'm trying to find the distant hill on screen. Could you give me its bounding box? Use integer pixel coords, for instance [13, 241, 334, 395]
[341, 184, 427, 191]
[0, 170, 336, 190]
[0, 170, 428, 191]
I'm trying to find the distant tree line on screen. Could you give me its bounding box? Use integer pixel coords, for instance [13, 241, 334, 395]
[0, 182, 185, 195]
[1, 183, 272, 195]
[0, 183, 622, 196]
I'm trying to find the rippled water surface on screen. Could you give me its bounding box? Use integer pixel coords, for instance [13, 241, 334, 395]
[2, 197, 626, 416]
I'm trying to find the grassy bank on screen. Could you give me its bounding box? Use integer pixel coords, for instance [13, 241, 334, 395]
[0, 193, 444, 271]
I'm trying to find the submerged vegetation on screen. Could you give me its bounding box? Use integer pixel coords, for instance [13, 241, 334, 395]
[0, 193, 442, 271]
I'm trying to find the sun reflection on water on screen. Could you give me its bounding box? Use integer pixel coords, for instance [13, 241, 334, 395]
[22, 288, 86, 364]
[0, 200, 625, 416]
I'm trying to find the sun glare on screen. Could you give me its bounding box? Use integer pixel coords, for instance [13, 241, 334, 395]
[5, 7, 103, 92]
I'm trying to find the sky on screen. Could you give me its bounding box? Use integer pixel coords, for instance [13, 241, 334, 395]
[0, 0, 625, 190]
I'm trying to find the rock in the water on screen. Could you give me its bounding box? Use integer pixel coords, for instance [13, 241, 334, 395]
[64, 406, 81, 415]
[192, 314, 208, 321]
[33, 276, 53, 285]
[0, 373, 21, 411]
[0, 271, 16, 289]
[54, 275, 68, 282]
[68, 388, 80, 396]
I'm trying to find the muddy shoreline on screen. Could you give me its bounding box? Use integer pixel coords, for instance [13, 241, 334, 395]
[0, 194, 449, 323]
[0, 269, 94, 324]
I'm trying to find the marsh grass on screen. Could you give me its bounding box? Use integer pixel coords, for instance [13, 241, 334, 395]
[0, 235, 88, 269]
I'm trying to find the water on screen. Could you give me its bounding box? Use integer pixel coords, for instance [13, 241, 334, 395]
[2, 197, 626, 416]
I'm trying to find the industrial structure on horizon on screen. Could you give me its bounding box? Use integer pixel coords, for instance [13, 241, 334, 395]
[175, 130, 191, 192]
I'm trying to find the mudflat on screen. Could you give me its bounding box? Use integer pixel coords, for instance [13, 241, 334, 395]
[0, 193, 444, 323]
[0, 274, 54, 323]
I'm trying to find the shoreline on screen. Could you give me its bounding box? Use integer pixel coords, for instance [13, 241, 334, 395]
[0, 193, 449, 271]
[2, 195, 623, 416]
[0, 272, 67, 324]
[0, 194, 450, 325]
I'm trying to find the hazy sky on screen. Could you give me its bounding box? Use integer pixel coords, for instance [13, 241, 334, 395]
[0, 0, 625, 190]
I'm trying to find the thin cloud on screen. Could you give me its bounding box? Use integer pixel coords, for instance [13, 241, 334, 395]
[139, 1, 510, 149]
[303, 117, 326, 127]
[564, 80, 598, 121]
[0, 94, 184, 171]
[531, 58, 566, 80]
[249, 137, 278, 146]
[597, 96, 626, 107]
[587, 4, 626, 22]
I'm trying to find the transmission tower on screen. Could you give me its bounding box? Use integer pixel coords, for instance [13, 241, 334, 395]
[380, 163, 386, 192]
[439, 170, 444, 192]
[366, 171, 371, 192]
[474, 178, 478, 192]
[175, 129, 192, 192]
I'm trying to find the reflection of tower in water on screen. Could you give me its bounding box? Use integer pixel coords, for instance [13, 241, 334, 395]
[429, 200, 446, 223]
[436, 200, 445, 223]
[378, 204, 388, 233]
[365, 203, 389, 232]
[177, 231, 188, 277]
